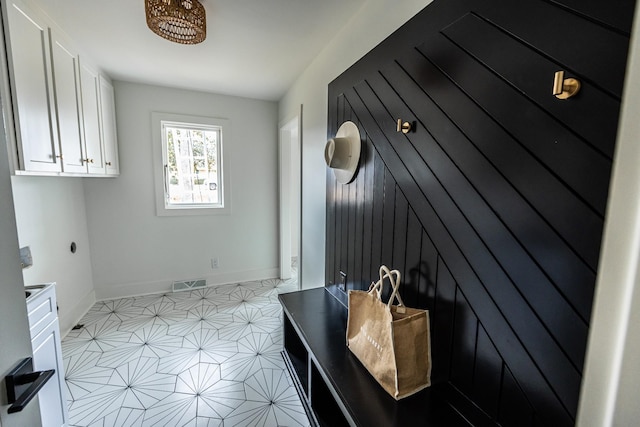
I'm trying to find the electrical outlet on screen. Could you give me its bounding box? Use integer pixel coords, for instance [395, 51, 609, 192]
[211, 258, 219, 269]
[339, 271, 347, 292]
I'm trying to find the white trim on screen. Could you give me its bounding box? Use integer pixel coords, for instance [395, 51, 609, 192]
[151, 111, 231, 216]
[577, 1, 640, 424]
[278, 106, 302, 283]
[95, 267, 280, 301]
[0, 0, 19, 175]
[279, 117, 293, 279]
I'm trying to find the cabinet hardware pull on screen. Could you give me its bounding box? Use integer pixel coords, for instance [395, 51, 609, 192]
[106, 161, 112, 166]
[552, 71, 580, 99]
[84, 158, 94, 164]
[396, 119, 413, 134]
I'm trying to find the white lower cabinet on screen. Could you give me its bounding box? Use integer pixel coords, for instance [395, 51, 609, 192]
[26, 283, 69, 427]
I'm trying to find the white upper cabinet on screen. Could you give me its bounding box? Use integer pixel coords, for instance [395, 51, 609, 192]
[79, 60, 106, 174]
[49, 28, 85, 173]
[2, 0, 119, 177]
[4, 0, 61, 173]
[100, 76, 119, 175]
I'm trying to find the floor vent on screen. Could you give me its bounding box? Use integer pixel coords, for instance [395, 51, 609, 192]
[172, 279, 207, 293]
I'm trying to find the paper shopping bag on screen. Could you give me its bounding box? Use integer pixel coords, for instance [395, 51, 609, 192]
[346, 265, 431, 400]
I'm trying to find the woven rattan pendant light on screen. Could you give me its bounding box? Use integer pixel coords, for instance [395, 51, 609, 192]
[145, 0, 206, 44]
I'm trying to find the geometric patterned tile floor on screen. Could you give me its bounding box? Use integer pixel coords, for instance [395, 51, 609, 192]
[62, 271, 310, 427]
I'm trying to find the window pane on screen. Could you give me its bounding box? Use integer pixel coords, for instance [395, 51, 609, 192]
[164, 123, 221, 207]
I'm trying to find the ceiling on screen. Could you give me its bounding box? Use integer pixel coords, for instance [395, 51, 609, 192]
[32, 0, 368, 101]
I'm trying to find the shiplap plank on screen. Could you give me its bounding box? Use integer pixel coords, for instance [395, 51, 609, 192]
[369, 67, 591, 371]
[344, 85, 573, 424]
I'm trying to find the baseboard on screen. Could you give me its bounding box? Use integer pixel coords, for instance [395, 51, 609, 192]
[94, 267, 281, 301]
[59, 289, 95, 338]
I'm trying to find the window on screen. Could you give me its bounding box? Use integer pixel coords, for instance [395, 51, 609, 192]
[152, 113, 230, 216]
[164, 123, 220, 206]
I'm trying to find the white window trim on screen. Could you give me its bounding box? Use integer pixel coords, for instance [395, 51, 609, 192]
[152, 112, 231, 216]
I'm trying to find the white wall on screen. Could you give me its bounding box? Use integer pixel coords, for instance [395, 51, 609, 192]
[11, 176, 95, 337]
[577, 2, 640, 424]
[278, 0, 433, 288]
[84, 82, 279, 300]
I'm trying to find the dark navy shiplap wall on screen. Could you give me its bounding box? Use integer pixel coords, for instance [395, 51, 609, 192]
[325, 0, 635, 425]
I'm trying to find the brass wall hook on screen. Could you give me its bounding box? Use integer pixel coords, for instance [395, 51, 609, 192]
[552, 71, 581, 99]
[396, 119, 413, 134]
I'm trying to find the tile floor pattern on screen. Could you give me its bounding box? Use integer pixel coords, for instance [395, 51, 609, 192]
[61, 274, 310, 427]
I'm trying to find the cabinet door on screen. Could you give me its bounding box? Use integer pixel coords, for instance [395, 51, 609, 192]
[31, 318, 68, 427]
[79, 60, 105, 174]
[3, 0, 60, 172]
[99, 76, 119, 175]
[49, 29, 85, 173]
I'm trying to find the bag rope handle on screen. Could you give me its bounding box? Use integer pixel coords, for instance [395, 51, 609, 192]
[368, 265, 406, 312]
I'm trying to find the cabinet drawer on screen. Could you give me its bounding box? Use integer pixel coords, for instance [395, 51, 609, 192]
[27, 284, 57, 339]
